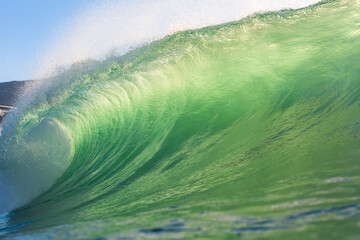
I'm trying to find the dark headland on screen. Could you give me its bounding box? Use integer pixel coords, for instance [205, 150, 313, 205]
[0, 80, 29, 106]
[0, 80, 30, 125]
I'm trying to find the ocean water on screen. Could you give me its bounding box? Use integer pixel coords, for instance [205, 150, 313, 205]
[1, 0, 360, 239]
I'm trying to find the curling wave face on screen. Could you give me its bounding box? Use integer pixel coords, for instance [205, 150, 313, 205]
[1, 0, 360, 239]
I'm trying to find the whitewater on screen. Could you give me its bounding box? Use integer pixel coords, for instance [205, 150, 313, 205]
[1, 0, 360, 239]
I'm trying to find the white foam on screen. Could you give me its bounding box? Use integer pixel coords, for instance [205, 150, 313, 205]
[35, 0, 321, 78]
[0, 118, 72, 213]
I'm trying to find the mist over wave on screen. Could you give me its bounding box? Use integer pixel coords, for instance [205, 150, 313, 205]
[36, 0, 320, 78]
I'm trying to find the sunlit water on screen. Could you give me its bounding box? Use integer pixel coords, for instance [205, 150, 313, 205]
[1, 0, 360, 239]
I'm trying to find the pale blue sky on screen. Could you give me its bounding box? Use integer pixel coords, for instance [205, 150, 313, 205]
[0, 0, 90, 82]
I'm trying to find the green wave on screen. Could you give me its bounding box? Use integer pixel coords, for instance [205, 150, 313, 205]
[1, 0, 360, 239]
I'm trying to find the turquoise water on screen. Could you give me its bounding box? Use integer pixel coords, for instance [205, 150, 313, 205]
[1, 0, 360, 239]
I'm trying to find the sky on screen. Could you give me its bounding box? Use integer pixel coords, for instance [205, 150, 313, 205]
[0, 0, 89, 83]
